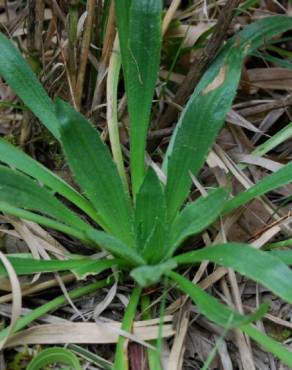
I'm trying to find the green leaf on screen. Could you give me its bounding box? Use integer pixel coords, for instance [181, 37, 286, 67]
[0, 33, 60, 138]
[131, 259, 177, 287]
[72, 258, 119, 280]
[68, 344, 113, 370]
[269, 250, 292, 265]
[242, 324, 292, 367]
[134, 168, 167, 262]
[168, 271, 268, 328]
[169, 271, 292, 367]
[86, 229, 145, 267]
[164, 16, 292, 222]
[114, 0, 131, 74]
[119, 0, 162, 195]
[0, 138, 97, 221]
[175, 243, 292, 304]
[0, 203, 88, 242]
[169, 188, 228, 256]
[27, 347, 82, 370]
[56, 99, 134, 245]
[141, 220, 169, 264]
[0, 255, 117, 280]
[223, 162, 292, 215]
[114, 285, 142, 370]
[0, 166, 90, 232]
[163, 47, 243, 221]
[223, 16, 292, 57]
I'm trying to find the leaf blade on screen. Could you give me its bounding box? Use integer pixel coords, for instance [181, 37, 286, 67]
[164, 47, 243, 221]
[56, 99, 134, 245]
[175, 243, 292, 304]
[0, 138, 97, 221]
[169, 188, 228, 256]
[0, 166, 89, 232]
[223, 162, 292, 215]
[118, 0, 162, 194]
[168, 271, 268, 328]
[0, 33, 59, 138]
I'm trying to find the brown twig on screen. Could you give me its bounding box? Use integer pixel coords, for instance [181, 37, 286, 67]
[149, 0, 240, 150]
[75, 0, 96, 109]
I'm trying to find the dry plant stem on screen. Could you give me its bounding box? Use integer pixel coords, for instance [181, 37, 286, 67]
[27, 0, 44, 54]
[162, 0, 181, 36]
[150, 0, 240, 150]
[67, 0, 79, 88]
[75, 0, 95, 109]
[91, 1, 116, 111]
[0, 253, 22, 350]
[0, 274, 75, 304]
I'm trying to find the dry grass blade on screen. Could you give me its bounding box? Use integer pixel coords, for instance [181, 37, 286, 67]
[0, 252, 22, 350]
[5, 320, 175, 348]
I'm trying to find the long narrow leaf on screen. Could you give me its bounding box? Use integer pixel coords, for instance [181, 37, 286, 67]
[168, 271, 267, 328]
[163, 16, 292, 222]
[0, 138, 97, 221]
[0, 203, 88, 242]
[118, 0, 162, 195]
[0, 166, 90, 232]
[169, 271, 292, 367]
[0, 33, 59, 138]
[223, 162, 292, 215]
[56, 99, 134, 245]
[0, 256, 117, 278]
[163, 47, 243, 221]
[175, 243, 292, 304]
[114, 0, 131, 74]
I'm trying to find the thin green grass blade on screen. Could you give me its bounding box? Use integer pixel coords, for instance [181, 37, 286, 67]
[169, 188, 228, 256]
[251, 122, 292, 158]
[0, 256, 117, 278]
[0, 138, 97, 221]
[163, 47, 243, 221]
[223, 162, 292, 215]
[168, 271, 268, 327]
[164, 16, 292, 222]
[175, 243, 292, 304]
[68, 344, 113, 370]
[134, 168, 167, 262]
[0, 166, 90, 232]
[118, 0, 162, 195]
[56, 99, 134, 244]
[0, 33, 59, 138]
[27, 347, 82, 370]
[114, 285, 142, 370]
[169, 273, 292, 365]
[242, 324, 292, 367]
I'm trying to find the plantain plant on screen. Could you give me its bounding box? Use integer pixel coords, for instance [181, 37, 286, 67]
[0, 2, 292, 368]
